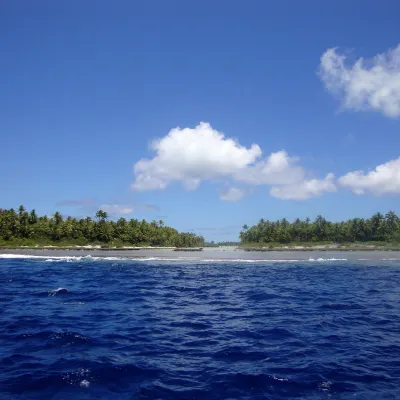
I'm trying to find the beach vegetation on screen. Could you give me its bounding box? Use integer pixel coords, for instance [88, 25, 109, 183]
[240, 212, 400, 245]
[0, 206, 205, 248]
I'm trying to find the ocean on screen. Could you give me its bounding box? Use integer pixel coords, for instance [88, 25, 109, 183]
[1, 250, 400, 399]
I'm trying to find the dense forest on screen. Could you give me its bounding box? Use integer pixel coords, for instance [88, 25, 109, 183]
[240, 211, 400, 244]
[0, 206, 205, 247]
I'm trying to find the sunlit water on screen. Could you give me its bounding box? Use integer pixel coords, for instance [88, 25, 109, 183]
[1, 251, 400, 399]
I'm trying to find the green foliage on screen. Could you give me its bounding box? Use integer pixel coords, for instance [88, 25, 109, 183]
[0, 207, 204, 248]
[240, 212, 400, 244]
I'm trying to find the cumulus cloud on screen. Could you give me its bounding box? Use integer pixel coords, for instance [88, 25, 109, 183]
[270, 174, 336, 200]
[339, 158, 400, 195]
[318, 43, 400, 117]
[132, 122, 336, 201]
[132, 122, 334, 200]
[219, 187, 245, 202]
[132, 122, 262, 191]
[234, 150, 305, 185]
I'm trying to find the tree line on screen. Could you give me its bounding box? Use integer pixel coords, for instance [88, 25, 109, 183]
[240, 211, 400, 244]
[0, 206, 205, 247]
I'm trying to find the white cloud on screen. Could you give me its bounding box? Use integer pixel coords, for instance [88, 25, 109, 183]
[234, 150, 305, 185]
[339, 158, 400, 195]
[219, 187, 245, 202]
[132, 122, 262, 191]
[318, 44, 400, 118]
[270, 173, 336, 200]
[132, 122, 335, 201]
[99, 204, 157, 216]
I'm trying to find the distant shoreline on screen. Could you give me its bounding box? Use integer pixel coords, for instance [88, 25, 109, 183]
[240, 247, 400, 252]
[239, 242, 400, 251]
[1, 244, 400, 252]
[0, 246, 176, 251]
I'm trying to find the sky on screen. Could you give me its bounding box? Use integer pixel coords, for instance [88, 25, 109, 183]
[1, 0, 400, 241]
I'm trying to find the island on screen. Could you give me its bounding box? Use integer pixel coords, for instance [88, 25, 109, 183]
[0, 206, 205, 249]
[1, 207, 400, 252]
[239, 212, 400, 251]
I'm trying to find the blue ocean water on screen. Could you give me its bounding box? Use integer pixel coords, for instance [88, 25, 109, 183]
[1, 255, 400, 399]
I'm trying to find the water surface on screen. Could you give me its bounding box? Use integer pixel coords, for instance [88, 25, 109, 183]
[1, 252, 400, 399]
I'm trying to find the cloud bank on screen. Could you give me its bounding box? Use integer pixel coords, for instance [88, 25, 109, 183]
[132, 122, 336, 201]
[319, 43, 400, 118]
[339, 158, 400, 195]
[270, 174, 336, 200]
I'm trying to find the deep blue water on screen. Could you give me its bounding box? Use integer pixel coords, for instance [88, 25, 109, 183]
[1, 255, 400, 399]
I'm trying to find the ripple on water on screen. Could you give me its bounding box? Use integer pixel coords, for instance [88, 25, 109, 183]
[1, 258, 400, 399]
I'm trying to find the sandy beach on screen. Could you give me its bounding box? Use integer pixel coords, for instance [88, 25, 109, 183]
[2, 246, 400, 262]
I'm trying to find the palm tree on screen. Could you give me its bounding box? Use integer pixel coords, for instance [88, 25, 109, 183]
[29, 209, 38, 224]
[53, 211, 63, 225]
[95, 210, 108, 223]
[385, 211, 399, 231]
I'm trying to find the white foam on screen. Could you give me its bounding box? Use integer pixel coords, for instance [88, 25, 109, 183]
[200, 258, 301, 263]
[136, 257, 303, 263]
[45, 255, 125, 263]
[80, 379, 90, 388]
[0, 254, 350, 263]
[48, 287, 69, 296]
[0, 254, 49, 259]
[0, 254, 126, 262]
[138, 257, 179, 261]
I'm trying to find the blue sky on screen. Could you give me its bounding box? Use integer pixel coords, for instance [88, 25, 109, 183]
[1, 1, 400, 241]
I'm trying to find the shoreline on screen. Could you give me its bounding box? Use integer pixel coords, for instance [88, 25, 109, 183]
[0, 246, 176, 251]
[239, 246, 400, 252]
[1, 245, 400, 252]
[2, 247, 400, 263]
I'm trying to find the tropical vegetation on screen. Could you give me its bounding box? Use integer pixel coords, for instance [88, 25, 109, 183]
[0, 206, 205, 248]
[240, 212, 400, 245]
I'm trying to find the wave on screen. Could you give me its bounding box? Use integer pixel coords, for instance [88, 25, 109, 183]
[0, 253, 354, 263]
[48, 288, 69, 296]
[0, 254, 52, 259]
[2, 254, 400, 399]
[0, 254, 124, 262]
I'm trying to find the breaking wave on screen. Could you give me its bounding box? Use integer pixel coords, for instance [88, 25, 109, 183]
[0, 254, 351, 263]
